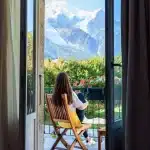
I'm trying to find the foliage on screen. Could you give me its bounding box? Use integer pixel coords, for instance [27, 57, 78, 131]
[27, 32, 33, 71]
[43, 56, 122, 126]
[88, 76, 105, 87]
[27, 32, 34, 88]
[27, 31, 122, 88]
[44, 56, 122, 87]
[44, 67, 56, 87]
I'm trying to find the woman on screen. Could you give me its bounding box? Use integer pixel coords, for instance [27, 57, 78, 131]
[75, 90, 89, 123]
[52, 72, 95, 145]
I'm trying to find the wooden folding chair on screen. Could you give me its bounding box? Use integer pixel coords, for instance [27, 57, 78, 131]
[46, 94, 91, 150]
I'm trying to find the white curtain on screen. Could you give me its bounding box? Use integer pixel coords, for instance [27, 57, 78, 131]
[0, 0, 20, 149]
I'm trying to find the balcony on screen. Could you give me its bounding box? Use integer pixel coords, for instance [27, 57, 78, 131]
[44, 87, 121, 149]
[44, 87, 105, 149]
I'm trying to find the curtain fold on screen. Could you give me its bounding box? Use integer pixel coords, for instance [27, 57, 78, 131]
[0, 0, 20, 149]
[0, 1, 9, 150]
[122, 1, 150, 150]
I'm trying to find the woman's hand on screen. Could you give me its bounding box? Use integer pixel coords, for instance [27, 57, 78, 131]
[85, 99, 89, 105]
[75, 90, 80, 94]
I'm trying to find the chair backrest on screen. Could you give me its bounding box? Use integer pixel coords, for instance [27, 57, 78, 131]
[46, 94, 70, 124]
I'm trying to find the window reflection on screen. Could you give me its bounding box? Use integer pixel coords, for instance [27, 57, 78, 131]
[114, 0, 122, 121]
[114, 66, 122, 120]
[27, 0, 35, 114]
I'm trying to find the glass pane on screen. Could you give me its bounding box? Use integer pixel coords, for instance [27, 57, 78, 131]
[26, 0, 35, 114]
[44, 0, 106, 143]
[114, 0, 122, 121]
[114, 66, 122, 120]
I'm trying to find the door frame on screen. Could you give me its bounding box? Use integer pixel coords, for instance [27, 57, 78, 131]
[19, 0, 27, 149]
[19, 0, 38, 149]
[105, 0, 114, 148]
[105, 0, 123, 150]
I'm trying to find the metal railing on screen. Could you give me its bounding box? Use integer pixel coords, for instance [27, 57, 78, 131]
[44, 87, 122, 138]
[44, 87, 106, 138]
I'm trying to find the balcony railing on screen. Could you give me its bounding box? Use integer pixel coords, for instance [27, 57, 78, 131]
[44, 87, 122, 138]
[44, 87, 106, 138]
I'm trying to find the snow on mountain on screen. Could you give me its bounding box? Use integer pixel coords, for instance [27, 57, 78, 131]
[88, 9, 105, 37]
[96, 29, 105, 56]
[75, 9, 102, 33]
[45, 0, 73, 19]
[57, 28, 99, 54]
[44, 0, 121, 59]
[45, 25, 67, 46]
[44, 37, 95, 60]
[45, 0, 98, 20]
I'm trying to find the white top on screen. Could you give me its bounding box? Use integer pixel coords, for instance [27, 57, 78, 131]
[69, 91, 88, 111]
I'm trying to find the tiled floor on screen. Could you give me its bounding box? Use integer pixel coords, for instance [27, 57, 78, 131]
[44, 125, 105, 150]
[44, 134, 105, 150]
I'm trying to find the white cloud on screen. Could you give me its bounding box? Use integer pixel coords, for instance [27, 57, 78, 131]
[45, 0, 101, 20]
[45, 0, 71, 19]
[76, 8, 101, 18]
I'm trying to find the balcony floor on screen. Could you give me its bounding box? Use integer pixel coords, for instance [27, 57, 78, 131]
[44, 125, 105, 150]
[44, 134, 105, 150]
[44, 126, 105, 150]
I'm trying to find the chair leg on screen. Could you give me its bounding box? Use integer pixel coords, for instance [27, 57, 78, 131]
[70, 131, 84, 150]
[51, 128, 69, 150]
[71, 130, 88, 150]
[51, 136, 61, 150]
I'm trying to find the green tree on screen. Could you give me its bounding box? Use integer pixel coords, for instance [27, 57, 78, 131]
[43, 56, 122, 87]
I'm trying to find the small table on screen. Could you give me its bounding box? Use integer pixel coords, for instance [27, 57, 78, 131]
[97, 128, 106, 150]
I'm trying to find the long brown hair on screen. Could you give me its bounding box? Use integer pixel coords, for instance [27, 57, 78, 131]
[52, 72, 73, 106]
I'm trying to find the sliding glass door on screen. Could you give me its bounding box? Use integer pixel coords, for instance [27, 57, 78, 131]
[25, 0, 37, 149]
[105, 0, 123, 149]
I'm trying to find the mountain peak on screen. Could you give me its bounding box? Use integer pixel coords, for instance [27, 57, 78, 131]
[44, 1, 121, 60]
[45, 0, 103, 20]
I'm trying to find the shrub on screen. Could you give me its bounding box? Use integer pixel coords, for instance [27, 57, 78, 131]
[44, 56, 122, 87]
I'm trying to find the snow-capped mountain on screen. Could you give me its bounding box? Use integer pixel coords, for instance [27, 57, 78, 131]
[88, 9, 105, 37]
[44, 37, 95, 60]
[44, 1, 121, 60]
[56, 28, 99, 54]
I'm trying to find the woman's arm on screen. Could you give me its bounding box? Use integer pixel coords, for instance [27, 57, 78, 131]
[72, 91, 89, 110]
[77, 101, 88, 110]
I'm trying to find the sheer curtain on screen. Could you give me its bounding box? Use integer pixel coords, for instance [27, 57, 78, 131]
[122, 1, 150, 150]
[0, 1, 8, 149]
[0, 0, 21, 149]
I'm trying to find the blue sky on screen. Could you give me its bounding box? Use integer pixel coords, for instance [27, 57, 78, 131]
[114, 0, 121, 21]
[68, 0, 121, 21]
[27, 0, 34, 32]
[27, 0, 121, 31]
[68, 0, 105, 11]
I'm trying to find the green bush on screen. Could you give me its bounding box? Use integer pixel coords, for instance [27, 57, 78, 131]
[44, 56, 122, 87]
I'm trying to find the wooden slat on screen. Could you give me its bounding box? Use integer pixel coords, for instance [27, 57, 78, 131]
[46, 93, 89, 150]
[46, 94, 69, 121]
